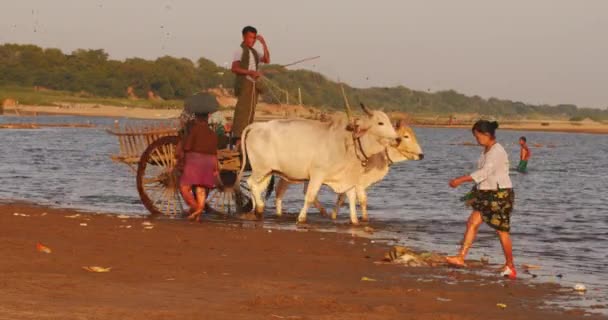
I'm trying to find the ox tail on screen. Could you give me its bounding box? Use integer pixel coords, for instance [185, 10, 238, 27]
[264, 175, 275, 201]
[236, 126, 253, 192]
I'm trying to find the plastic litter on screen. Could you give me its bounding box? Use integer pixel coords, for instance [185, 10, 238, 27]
[80, 223, 88, 227]
[361, 276, 377, 282]
[65, 214, 80, 218]
[496, 303, 507, 309]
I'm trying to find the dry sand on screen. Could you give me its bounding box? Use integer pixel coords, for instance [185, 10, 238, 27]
[1, 202, 603, 320]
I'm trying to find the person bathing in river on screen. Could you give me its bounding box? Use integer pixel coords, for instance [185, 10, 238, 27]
[446, 120, 517, 279]
[517, 136, 531, 173]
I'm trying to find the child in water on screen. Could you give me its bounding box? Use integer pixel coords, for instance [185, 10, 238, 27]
[517, 136, 530, 173]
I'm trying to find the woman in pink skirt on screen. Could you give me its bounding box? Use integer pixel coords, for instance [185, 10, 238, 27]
[178, 112, 219, 221]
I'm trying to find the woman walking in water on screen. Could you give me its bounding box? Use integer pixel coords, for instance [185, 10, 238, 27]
[446, 120, 517, 279]
[176, 93, 220, 222]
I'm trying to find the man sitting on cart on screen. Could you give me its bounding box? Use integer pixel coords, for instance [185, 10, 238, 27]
[230, 25, 271, 147]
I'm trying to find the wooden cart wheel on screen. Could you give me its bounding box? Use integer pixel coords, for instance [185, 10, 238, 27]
[206, 170, 253, 215]
[136, 135, 183, 218]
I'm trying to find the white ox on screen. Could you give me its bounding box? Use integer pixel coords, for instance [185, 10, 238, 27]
[273, 123, 423, 222]
[238, 104, 399, 224]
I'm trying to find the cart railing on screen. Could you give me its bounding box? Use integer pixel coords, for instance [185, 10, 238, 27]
[107, 122, 178, 171]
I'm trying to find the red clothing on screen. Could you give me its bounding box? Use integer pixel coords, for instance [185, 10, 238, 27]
[183, 120, 218, 155]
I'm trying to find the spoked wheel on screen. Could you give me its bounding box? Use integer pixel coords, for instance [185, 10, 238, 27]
[206, 170, 253, 215]
[136, 135, 183, 218]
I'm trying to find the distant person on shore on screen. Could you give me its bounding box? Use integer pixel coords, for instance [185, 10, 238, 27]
[230, 25, 271, 147]
[447, 120, 517, 279]
[177, 95, 220, 222]
[517, 136, 530, 173]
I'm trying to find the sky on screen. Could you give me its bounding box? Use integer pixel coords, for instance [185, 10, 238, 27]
[2, 0, 607, 108]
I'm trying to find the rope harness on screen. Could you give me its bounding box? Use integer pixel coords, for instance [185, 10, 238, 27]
[353, 135, 369, 167]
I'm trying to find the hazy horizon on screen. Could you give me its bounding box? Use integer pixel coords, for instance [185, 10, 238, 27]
[2, 0, 607, 109]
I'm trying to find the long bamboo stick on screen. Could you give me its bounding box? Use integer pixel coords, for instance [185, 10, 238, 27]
[340, 83, 353, 122]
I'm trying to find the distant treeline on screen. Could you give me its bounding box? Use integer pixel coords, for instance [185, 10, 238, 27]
[1, 43, 606, 120]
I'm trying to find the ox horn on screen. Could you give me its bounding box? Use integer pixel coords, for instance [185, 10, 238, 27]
[360, 103, 373, 116]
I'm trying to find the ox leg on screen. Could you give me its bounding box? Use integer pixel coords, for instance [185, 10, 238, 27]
[356, 186, 369, 222]
[302, 182, 327, 217]
[313, 198, 328, 217]
[275, 178, 290, 217]
[297, 178, 323, 224]
[331, 194, 346, 220]
[345, 189, 360, 225]
[248, 174, 271, 215]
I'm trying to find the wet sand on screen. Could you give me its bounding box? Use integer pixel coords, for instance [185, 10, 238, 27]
[1, 202, 602, 319]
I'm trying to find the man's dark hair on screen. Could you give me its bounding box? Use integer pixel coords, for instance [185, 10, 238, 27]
[520, 136, 527, 142]
[472, 120, 499, 138]
[242, 26, 257, 35]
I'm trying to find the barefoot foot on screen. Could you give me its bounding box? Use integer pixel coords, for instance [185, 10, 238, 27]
[446, 255, 467, 267]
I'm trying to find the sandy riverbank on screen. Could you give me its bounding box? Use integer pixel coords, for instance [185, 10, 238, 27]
[3, 104, 608, 134]
[0, 202, 602, 319]
[416, 123, 608, 135]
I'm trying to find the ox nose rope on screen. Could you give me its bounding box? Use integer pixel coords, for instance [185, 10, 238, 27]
[353, 136, 369, 167]
[384, 148, 394, 166]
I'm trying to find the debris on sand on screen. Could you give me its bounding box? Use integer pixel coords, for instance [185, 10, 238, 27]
[361, 276, 377, 282]
[13, 212, 30, 217]
[82, 266, 112, 273]
[36, 242, 52, 254]
[496, 303, 507, 309]
[383, 246, 445, 267]
[65, 214, 81, 219]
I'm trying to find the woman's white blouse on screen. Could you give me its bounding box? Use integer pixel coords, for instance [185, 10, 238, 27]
[470, 143, 513, 190]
